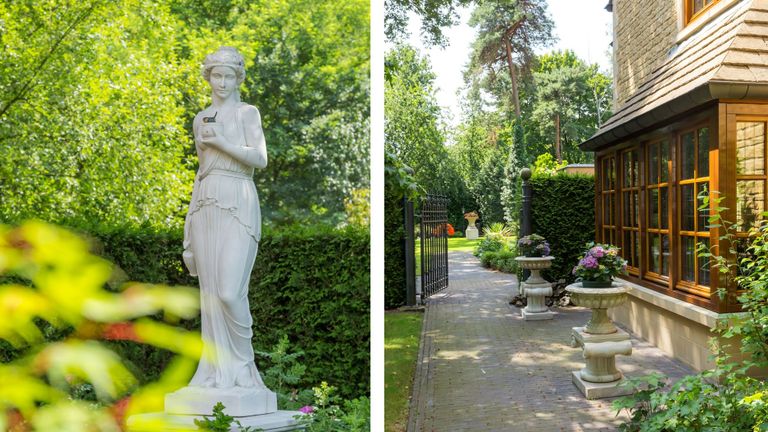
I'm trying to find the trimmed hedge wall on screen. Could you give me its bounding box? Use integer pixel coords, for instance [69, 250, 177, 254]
[384, 187, 407, 309]
[72, 224, 368, 399]
[530, 173, 595, 285]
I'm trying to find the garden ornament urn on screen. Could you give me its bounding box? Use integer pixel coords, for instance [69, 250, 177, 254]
[565, 281, 633, 399]
[127, 47, 303, 432]
[464, 211, 479, 240]
[514, 256, 555, 320]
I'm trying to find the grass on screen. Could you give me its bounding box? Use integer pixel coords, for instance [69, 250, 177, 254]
[384, 311, 423, 432]
[447, 236, 480, 252]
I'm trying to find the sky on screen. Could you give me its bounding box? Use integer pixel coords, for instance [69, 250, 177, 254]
[396, 0, 614, 127]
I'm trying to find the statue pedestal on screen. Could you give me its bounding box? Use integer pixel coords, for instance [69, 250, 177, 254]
[127, 387, 304, 431]
[127, 410, 304, 431]
[569, 326, 633, 399]
[465, 226, 478, 240]
[521, 284, 554, 320]
[165, 386, 277, 416]
[515, 256, 555, 320]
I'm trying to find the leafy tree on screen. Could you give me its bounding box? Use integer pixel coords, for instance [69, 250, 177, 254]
[531, 50, 612, 163]
[385, 44, 469, 227]
[385, 0, 473, 47]
[173, 0, 371, 226]
[0, 0, 193, 228]
[467, 0, 555, 118]
[0, 0, 370, 228]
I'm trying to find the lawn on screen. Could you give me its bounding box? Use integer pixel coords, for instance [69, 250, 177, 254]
[447, 236, 480, 252]
[384, 311, 423, 432]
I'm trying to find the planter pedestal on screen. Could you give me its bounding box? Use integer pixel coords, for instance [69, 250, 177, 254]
[515, 256, 555, 321]
[465, 226, 478, 240]
[565, 282, 633, 399]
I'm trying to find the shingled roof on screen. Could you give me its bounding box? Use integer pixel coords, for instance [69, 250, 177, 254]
[581, 0, 768, 151]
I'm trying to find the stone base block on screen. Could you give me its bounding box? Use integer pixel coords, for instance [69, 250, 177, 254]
[521, 309, 554, 321]
[165, 386, 277, 416]
[127, 411, 304, 431]
[466, 226, 478, 240]
[571, 371, 633, 399]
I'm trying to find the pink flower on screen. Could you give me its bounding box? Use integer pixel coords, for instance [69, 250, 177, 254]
[590, 247, 605, 258]
[299, 405, 314, 415]
[582, 256, 599, 269]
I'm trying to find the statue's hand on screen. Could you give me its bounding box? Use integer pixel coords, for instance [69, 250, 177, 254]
[200, 124, 227, 149]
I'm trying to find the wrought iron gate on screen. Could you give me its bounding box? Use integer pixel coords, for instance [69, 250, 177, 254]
[420, 193, 449, 300]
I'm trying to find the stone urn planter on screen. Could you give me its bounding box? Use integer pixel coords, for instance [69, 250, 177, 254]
[464, 212, 479, 240]
[514, 256, 555, 320]
[565, 281, 633, 399]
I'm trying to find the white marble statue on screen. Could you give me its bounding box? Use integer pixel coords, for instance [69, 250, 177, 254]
[176, 47, 274, 416]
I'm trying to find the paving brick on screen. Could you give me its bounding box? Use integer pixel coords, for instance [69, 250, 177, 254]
[407, 251, 695, 432]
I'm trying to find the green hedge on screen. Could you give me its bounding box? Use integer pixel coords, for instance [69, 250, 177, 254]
[385, 186, 407, 309]
[40, 223, 369, 399]
[530, 173, 595, 284]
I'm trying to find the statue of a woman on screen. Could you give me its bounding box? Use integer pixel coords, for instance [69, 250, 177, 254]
[182, 46, 268, 390]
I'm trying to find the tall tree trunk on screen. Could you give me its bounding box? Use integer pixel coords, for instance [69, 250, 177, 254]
[555, 113, 562, 164]
[504, 36, 520, 119]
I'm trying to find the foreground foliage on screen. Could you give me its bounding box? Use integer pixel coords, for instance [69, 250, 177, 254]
[0, 221, 202, 431]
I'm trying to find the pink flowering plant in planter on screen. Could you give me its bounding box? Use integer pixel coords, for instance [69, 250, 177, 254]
[572, 242, 628, 287]
[517, 233, 551, 257]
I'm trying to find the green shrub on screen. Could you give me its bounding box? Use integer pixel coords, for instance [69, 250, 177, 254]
[492, 250, 515, 270]
[530, 173, 595, 284]
[480, 251, 498, 268]
[11, 222, 370, 400]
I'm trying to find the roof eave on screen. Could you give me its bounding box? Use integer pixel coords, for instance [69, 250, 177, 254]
[579, 81, 768, 152]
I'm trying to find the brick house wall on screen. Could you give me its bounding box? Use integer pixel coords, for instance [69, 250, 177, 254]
[613, 0, 679, 108]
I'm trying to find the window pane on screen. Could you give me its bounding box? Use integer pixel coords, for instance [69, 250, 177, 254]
[634, 232, 641, 268]
[633, 191, 639, 227]
[649, 234, 661, 274]
[661, 140, 670, 183]
[736, 180, 765, 231]
[623, 192, 631, 226]
[661, 234, 670, 276]
[697, 183, 709, 232]
[610, 158, 615, 189]
[604, 195, 613, 225]
[623, 153, 631, 187]
[633, 156, 640, 186]
[698, 127, 709, 176]
[649, 143, 659, 184]
[649, 188, 659, 228]
[698, 237, 710, 286]
[693, 0, 704, 13]
[623, 230, 632, 262]
[737, 122, 765, 176]
[681, 132, 695, 179]
[602, 158, 610, 190]
[681, 236, 696, 282]
[681, 184, 695, 231]
[660, 187, 669, 229]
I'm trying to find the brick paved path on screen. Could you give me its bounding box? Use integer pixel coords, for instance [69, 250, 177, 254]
[407, 251, 694, 432]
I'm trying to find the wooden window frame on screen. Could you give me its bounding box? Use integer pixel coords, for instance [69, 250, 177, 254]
[684, 0, 720, 25]
[619, 148, 641, 276]
[645, 139, 672, 285]
[675, 125, 712, 298]
[599, 155, 618, 245]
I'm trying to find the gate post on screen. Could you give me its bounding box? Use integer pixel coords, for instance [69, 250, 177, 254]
[404, 198, 416, 306]
[520, 167, 533, 238]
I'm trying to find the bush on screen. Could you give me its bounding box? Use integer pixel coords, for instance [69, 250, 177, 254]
[530, 173, 595, 284]
[480, 251, 498, 268]
[21, 222, 370, 400]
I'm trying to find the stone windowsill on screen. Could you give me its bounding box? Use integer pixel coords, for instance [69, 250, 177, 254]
[615, 277, 747, 328]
